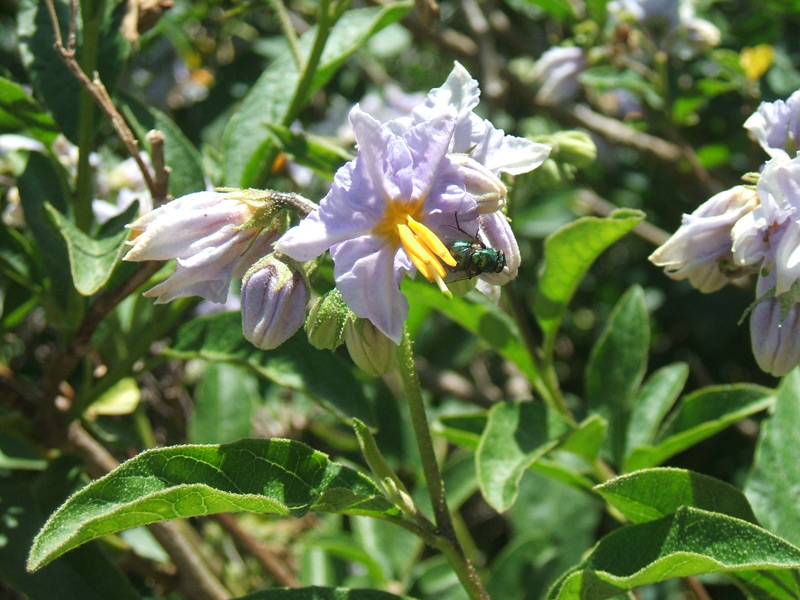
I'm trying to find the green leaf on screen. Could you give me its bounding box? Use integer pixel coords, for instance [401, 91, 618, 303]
[188, 362, 258, 444]
[435, 413, 487, 451]
[0, 77, 60, 145]
[585, 285, 649, 465]
[746, 368, 800, 547]
[222, 3, 412, 187]
[626, 384, 774, 472]
[17, 153, 74, 313]
[1, 460, 141, 600]
[624, 362, 688, 465]
[122, 96, 206, 198]
[547, 507, 800, 600]
[167, 311, 376, 426]
[27, 439, 398, 571]
[17, 0, 126, 144]
[267, 123, 353, 180]
[476, 401, 570, 512]
[84, 376, 140, 419]
[403, 278, 541, 385]
[557, 415, 608, 462]
[533, 210, 644, 352]
[44, 201, 137, 296]
[596, 468, 758, 524]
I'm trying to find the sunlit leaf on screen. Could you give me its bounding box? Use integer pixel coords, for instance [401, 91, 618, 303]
[476, 401, 570, 512]
[28, 439, 398, 571]
[596, 468, 758, 524]
[44, 201, 137, 296]
[547, 507, 800, 599]
[533, 210, 644, 354]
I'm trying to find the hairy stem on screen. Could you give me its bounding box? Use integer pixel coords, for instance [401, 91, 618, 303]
[396, 327, 490, 600]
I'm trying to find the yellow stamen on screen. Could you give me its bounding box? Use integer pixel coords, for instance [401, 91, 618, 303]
[405, 215, 457, 267]
[398, 223, 447, 280]
[407, 249, 435, 282]
[370, 198, 453, 297]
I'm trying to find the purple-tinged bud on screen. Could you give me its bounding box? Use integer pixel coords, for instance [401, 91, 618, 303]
[241, 255, 308, 350]
[344, 318, 396, 376]
[477, 211, 521, 285]
[305, 288, 352, 351]
[649, 186, 759, 293]
[457, 155, 507, 213]
[530, 46, 587, 106]
[750, 272, 800, 376]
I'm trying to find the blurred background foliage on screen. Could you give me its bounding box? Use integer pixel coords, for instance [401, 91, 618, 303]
[3, 0, 800, 599]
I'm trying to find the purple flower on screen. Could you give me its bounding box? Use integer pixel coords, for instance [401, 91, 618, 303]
[750, 270, 800, 376]
[276, 63, 547, 342]
[649, 186, 758, 292]
[276, 106, 476, 344]
[530, 47, 587, 106]
[124, 191, 277, 303]
[744, 90, 800, 158]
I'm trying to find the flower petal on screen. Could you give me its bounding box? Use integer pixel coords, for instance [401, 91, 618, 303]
[331, 235, 409, 344]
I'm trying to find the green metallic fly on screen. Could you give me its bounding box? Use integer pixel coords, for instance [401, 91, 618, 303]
[444, 215, 506, 281]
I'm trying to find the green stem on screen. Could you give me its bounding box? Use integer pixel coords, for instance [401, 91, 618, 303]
[281, 0, 334, 128]
[75, 0, 105, 232]
[396, 327, 490, 600]
[269, 0, 303, 68]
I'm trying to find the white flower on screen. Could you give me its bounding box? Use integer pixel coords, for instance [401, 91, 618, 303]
[649, 186, 758, 292]
[124, 191, 278, 303]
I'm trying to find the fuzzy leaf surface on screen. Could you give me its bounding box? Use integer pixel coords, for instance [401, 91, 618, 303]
[547, 507, 800, 599]
[28, 439, 397, 570]
[596, 468, 758, 524]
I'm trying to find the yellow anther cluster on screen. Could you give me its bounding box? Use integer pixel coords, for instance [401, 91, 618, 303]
[397, 215, 456, 297]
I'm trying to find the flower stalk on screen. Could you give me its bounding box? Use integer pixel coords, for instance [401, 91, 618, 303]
[396, 326, 490, 600]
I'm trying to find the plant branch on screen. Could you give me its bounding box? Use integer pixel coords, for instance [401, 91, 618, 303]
[269, 0, 303, 68]
[212, 513, 300, 587]
[43, 0, 169, 203]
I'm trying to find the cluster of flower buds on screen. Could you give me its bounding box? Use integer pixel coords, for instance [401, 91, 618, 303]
[650, 89, 800, 376]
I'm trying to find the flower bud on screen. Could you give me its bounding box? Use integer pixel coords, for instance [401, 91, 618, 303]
[456, 155, 507, 213]
[750, 272, 800, 376]
[530, 46, 587, 106]
[241, 255, 308, 350]
[549, 130, 597, 168]
[344, 318, 396, 376]
[305, 288, 352, 350]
